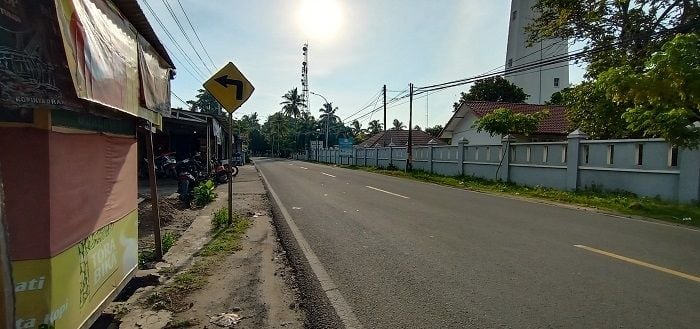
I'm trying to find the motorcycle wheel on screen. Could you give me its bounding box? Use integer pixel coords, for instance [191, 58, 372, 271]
[231, 166, 239, 177]
[216, 172, 228, 184]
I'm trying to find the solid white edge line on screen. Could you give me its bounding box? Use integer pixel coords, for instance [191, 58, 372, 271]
[365, 185, 410, 199]
[258, 165, 363, 329]
[299, 167, 308, 170]
[321, 172, 337, 178]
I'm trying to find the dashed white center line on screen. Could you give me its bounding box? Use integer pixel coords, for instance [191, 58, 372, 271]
[299, 167, 308, 170]
[321, 172, 336, 178]
[365, 186, 410, 199]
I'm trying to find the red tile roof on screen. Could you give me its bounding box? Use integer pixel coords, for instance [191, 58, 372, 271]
[360, 130, 446, 148]
[467, 101, 568, 134]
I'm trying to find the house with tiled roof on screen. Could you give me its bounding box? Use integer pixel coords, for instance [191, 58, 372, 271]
[439, 101, 569, 145]
[359, 129, 446, 148]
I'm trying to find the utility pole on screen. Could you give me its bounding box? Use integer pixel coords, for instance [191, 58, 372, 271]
[406, 83, 413, 172]
[383, 84, 387, 131]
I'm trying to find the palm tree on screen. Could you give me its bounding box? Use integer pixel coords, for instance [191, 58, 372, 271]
[392, 119, 406, 130]
[319, 102, 339, 146]
[368, 120, 383, 135]
[351, 120, 364, 136]
[280, 88, 305, 118]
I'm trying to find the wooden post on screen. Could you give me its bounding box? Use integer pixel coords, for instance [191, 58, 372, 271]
[0, 165, 15, 327]
[144, 123, 163, 260]
[206, 118, 211, 174]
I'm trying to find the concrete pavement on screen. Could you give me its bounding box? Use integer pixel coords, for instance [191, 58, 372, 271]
[256, 157, 700, 329]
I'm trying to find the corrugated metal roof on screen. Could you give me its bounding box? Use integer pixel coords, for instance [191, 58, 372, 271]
[112, 0, 175, 68]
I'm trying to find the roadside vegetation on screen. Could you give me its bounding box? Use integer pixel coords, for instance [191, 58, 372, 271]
[144, 208, 251, 312]
[341, 165, 700, 228]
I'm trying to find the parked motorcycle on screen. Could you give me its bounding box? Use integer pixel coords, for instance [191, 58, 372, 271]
[140, 152, 178, 179]
[211, 158, 228, 184]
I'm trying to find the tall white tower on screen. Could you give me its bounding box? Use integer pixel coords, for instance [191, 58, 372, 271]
[505, 0, 569, 104]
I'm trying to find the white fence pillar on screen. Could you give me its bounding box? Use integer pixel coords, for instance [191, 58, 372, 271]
[566, 129, 587, 191]
[499, 135, 517, 181]
[458, 138, 468, 176]
[679, 148, 700, 203]
[428, 146, 434, 174]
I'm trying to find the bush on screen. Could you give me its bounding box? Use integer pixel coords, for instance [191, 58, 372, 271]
[212, 207, 229, 231]
[193, 180, 217, 206]
[162, 231, 176, 253]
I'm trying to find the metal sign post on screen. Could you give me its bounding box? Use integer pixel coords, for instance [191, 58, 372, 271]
[228, 112, 233, 225]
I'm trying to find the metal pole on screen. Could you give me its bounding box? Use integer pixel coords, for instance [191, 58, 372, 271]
[383, 84, 387, 131]
[228, 112, 233, 225]
[144, 123, 163, 260]
[407, 83, 413, 172]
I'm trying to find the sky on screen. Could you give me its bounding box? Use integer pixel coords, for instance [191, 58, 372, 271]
[138, 0, 585, 130]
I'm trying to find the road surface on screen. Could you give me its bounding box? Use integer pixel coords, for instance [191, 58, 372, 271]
[255, 158, 700, 328]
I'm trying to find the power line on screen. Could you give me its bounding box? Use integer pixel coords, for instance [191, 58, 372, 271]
[171, 91, 189, 107]
[160, 0, 213, 73]
[342, 89, 383, 122]
[175, 0, 217, 68]
[141, 0, 208, 78]
[161, 43, 205, 81]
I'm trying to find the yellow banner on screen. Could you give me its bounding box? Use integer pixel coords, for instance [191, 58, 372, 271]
[12, 211, 137, 329]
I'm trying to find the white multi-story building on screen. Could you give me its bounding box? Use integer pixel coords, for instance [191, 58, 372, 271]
[505, 0, 569, 104]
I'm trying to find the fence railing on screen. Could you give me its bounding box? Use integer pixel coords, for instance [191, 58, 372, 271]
[293, 133, 700, 203]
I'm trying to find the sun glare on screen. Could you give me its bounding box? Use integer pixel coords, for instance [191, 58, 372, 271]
[297, 0, 343, 41]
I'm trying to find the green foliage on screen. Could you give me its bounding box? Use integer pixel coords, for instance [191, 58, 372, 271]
[391, 119, 405, 130]
[598, 33, 700, 148]
[193, 180, 217, 207]
[186, 89, 221, 114]
[138, 250, 156, 268]
[281, 88, 305, 118]
[424, 125, 444, 137]
[211, 207, 229, 231]
[200, 216, 251, 257]
[526, 0, 696, 78]
[453, 76, 528, 110]
[162, 232, 176, 253]
[367, 120, 383, 135]
[472, 108, 549, 137]
[563, 82, 637, 139]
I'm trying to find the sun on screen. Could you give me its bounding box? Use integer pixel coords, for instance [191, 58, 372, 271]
[297, 0, 343, 41]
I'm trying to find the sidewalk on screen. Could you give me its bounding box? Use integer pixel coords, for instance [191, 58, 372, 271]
[102, 165, 304, 328]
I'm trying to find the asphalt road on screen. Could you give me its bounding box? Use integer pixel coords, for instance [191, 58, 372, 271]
[255, 158, 700, 328]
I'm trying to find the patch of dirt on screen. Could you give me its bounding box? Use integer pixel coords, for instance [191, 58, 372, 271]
[138, 196, 197, 256]
[167, 193, 305, 328]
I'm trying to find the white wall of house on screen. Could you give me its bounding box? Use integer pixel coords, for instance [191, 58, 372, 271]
[450, 112, 502, 146]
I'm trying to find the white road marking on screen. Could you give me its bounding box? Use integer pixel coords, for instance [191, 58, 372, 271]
[292, 207, 302, 210]
[365, 185, 410, 199]
[299, 167, 308, 170]
[257, 168, 363, 328]
[321, 172, 336, 178]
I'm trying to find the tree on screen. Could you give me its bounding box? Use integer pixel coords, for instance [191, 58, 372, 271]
[563, 82, 637, 139]
[350, 120, 364, 136]
[526, 0, 699, 78]
[413, 125, 422, 131]
[453, 76, 529, 110]
[545, 88, 569, 105]
[319, 102, 340, 146]
[281, 88, 305, 118]
[425, 125, 444, 137]
[391, 119, 406, 130]
[472, 108, 549, 137]
[598, 33, 700, 148]
[187, 89, 221, 114]
[368, 120, 383, 135]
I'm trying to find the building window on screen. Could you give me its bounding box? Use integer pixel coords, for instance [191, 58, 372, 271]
[583, 145, 589, 164]
[542, 146, 548, 163]
[512, 10, 517, 20]
[635, 144, 644, 166]
[607, 145, 615, 165]
[668, 146, 679, 167]
[554, 77, 560, 87]
[507, 58, 513, 68]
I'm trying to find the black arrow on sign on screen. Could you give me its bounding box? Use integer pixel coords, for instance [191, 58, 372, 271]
[214, 75, 244, 100]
